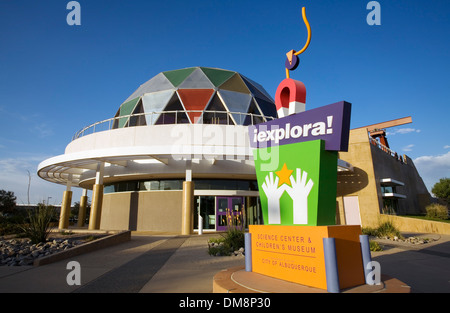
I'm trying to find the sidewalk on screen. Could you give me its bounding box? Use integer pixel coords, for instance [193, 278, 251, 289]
[0, 232, 449, 293]
[371, 233, 450, 293]
[0, 233, 244, 293]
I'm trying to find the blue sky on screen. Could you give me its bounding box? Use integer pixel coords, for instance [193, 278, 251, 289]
[0, 0, 449, 205]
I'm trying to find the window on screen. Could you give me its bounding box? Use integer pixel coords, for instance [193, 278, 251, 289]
[104, 179, 258, 193]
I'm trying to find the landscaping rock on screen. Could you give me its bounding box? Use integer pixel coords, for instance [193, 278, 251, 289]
[0, 237, 88, 266]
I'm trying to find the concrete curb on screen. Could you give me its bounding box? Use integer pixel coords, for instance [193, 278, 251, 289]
[33, 230, 131, 266]
[213, 266, 411, 293]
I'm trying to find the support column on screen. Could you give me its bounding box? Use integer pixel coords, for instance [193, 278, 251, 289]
[89, 163, 104, 230]
[77, 189, 88, 227]
[181, 160, 194, 235]
[181, 181, 194, 235]
[59, 176, 73, 230]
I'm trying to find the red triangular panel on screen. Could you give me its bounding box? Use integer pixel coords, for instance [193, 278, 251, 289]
[177, 89, 214, 123]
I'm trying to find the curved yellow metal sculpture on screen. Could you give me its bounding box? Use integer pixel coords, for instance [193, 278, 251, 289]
[285, 7, 311, 78]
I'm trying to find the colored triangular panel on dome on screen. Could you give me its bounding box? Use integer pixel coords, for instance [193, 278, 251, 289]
[155, 92, 190, 124]
[254, 97, 278, 118]
[200, 67, 235, 87]
[218, 90, 252, 125]
[163, 68, 196, 87]
[202, 93, 231, 124]
[178, 68, 215, 89]
[124, 73, 174, 103]
[178, 89, 214, 123]
[244, 99, 265, 125]
[219, 73, 250, 94]
[142, 90, 174, 125]
[129, 100, 146, 127]
[241, 75, 274, 102]
[117, 97, 140, 128]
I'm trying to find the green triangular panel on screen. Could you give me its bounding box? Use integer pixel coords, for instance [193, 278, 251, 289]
[118, 97, 140, 128]
[200, 67, 235, 87]
[162, 68, 196, 87]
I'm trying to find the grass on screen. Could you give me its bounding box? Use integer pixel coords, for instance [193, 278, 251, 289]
[362, 220, 403, 240]
[362, 220, 406, 251]
[399, 214, 450, 224]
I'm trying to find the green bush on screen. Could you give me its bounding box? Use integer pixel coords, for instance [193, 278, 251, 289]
[369, 240, 383, 251]
[361, 227, 378, 237]
[207, 228, 245, 256]
[0, 212, 26, 236]
[20, 204, 56, 244]
[375, 221, 403, 239]
[425, 203, 449, 220]
[362, 221, 402, 239]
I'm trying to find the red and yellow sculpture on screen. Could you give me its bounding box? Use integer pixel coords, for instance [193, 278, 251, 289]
[275, 7, 310, 118]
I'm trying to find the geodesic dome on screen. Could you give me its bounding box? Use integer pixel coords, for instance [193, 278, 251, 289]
[112, 67, 277, 128]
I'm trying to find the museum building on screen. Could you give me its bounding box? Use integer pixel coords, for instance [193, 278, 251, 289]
[37, 67, 431, 233]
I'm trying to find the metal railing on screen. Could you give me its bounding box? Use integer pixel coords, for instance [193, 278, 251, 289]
[369, 137, 406, 163]
[72, 110, 276, 141]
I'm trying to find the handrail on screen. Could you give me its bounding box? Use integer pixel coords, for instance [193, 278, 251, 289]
[369, 137, 405, 163]
[72, 110, 276, 141]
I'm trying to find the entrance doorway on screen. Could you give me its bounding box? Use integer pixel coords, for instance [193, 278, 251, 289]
[216, 197, 244, 231]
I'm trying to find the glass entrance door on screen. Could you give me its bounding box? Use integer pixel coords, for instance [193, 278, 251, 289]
[216, 197, 244, 231]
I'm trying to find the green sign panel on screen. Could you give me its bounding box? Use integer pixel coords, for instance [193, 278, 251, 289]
[253, 139, 337, 226]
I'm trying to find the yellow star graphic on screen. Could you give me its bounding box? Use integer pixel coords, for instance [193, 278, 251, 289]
[275, 163, 293, 187]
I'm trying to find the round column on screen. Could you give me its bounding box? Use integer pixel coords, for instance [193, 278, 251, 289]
[77, 189, 88, 227]
[59, 190, 72, 229]
[181, 181, 194, 235]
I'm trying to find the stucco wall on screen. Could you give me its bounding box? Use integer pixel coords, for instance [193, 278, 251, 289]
[337, 128, 380, 228]
[101, 190, 183, 232]
[379, 214, 450, 235]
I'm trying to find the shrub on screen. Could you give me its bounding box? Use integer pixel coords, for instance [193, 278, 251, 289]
[362, 227, 378, 237]
[208, 206, 246, 256]
[20, 204, 56, 244]
[369, 240, 383, 251]
[376, 221, 403, 239]
[425, 203, 449, 220]
[363, 221, 403, 239]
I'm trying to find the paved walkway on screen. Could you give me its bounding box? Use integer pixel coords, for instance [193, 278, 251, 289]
[0, 232, 449, 293]
[0, 233, 244, 293]
[371, 233, 450, 293]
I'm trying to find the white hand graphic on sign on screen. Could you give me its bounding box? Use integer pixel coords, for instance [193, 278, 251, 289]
[261, 172, 286, 224]
[285, 168, 314, 224]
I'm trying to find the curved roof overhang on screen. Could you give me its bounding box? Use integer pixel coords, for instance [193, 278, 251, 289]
[38, 124, 354, 188]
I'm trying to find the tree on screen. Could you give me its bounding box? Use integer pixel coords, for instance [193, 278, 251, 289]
[0, 190, 17, 214]
[431, 178, 450, 204]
